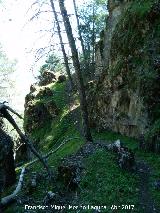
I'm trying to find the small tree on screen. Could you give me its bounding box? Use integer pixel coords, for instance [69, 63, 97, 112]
[40, 53, 64, 74]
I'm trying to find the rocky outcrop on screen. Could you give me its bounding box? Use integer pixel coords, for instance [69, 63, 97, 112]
[38, 71, 56, 86]
[58, 74, 66, 83]
[0, 127, 16, 190]
[88, 0, 160, 146]
[24, 86, 59, 134]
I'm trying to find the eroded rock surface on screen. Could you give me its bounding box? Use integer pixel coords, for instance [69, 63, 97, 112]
[88, 0, 160, 145]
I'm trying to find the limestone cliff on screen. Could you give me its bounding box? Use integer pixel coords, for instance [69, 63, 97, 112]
[88, 0, 160, 149]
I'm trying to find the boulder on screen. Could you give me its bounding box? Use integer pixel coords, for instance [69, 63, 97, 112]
[58, 75, 66, 83]
[43, 191, 56, 205]
[58, 158, 82, 191]
[39, 71, 56, 86]
[154, 180, 160, 190]
[24, 93, 35, 107]
[30, 84, 37, 93]
[45, 100, 59, 118]
[24, 100, 59, 133]
[107, 140, 135, 171]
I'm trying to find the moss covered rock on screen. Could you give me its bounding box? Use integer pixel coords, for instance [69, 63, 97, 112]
[24, 86, 59, 134]
[38, 70, 56, 86]
[88, 0, 160, 151]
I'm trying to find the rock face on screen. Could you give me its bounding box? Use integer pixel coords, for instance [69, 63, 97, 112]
[95, 0, 127, 77]
[88, 0, 160, 145]
[24, 86, 59, 133]
[0, 126, 16, 191]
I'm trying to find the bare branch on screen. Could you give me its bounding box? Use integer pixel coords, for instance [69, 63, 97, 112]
[29, 10, 54, 22]
[6, 106, 23, 119]
[18, 137, 80, 169]
[0, 103, 23, 119]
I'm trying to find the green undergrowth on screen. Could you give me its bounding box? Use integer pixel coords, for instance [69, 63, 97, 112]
[78, 150, 139, 213]
[5, 80, 160, 212]
[29, 81, 85, 166]
[29, 82, 82, 153]
[92, 129, 160, 210]
[130, 0, 153, 19]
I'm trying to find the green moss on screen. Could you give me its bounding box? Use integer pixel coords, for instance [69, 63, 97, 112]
[111, 0, 156, 59]
[50, 82, 67, 109]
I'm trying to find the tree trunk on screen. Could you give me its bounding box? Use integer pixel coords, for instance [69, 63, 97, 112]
[50, 0, 74, 90]
[58, 0, 93, 142]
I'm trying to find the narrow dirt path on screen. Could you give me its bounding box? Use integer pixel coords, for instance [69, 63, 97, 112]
[137, 161, 159, 213]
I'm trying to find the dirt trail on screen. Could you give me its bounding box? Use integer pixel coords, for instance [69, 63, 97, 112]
[136, 161, 158, 213]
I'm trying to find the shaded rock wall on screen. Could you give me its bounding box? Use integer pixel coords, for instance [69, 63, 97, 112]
[88, 0, 160, 141]
[0, 127, 16, 191]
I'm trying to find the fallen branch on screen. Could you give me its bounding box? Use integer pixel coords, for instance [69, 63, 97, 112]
[1, 167, 26, 207]
[17, 137, 80, 169]
[0, 103, 52, 177]
[1, 137, 80, 207]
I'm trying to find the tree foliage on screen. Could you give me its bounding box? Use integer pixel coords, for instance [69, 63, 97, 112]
[0, 45, 16, 103]
[77, 0, 106, 62]
[39, 53, 64, 74]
